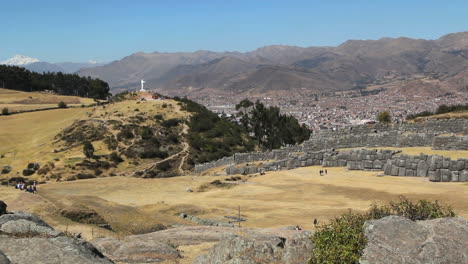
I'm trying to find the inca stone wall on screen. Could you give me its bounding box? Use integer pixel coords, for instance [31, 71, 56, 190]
[382, 154, 468, 182]
[195, 119, 468, 174]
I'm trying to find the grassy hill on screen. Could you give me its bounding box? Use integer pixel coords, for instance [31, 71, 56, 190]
[0, 90, 192, 183]
[0, 88, 95, 112]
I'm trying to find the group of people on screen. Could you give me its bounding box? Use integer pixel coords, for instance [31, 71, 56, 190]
[15, 181, 37, 194]
[319, 169, 327, 176]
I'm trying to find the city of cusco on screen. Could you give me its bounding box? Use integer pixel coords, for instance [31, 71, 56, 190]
[0, 1, 467, 264]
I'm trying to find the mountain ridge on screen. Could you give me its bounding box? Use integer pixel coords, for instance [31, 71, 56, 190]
[76, 31, 468, 95]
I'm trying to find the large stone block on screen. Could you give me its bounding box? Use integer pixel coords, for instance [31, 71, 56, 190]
[442, 159, 450, 169]
[384, 161, 392, 175]
[398, 167, 406, 176]
[460, 171, 468, 182]
[338, 160, 347, 167]
[451, 171, 459, 182]
[440, 169, 451, 182]
[416, 160, 428, 177]
[373, 160, 384, 170]
[398, 159, 406, 167]
[429, 169, 440, 182]
[457, 160, 465, 171]
[364, 160, 373, 169]
[405, 169, 414, 177]
[449, 161, 458, 171]
[391, 165, 399, 176]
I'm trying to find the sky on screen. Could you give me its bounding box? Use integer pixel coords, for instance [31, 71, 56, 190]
[1, 0, 467, 63]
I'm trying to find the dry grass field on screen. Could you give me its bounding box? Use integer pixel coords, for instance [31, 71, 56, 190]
[0, 88, 95, 111]
[1, 166, 467, 241]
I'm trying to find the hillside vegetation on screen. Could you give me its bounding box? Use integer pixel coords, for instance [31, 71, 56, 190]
[0, 65, 110, 99]
[1, 91, 310, 183]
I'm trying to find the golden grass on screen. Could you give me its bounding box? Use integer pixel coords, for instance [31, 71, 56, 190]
[1, 166, 466, 239]
[0, 94, 189, 178]
[0, 88, 95, 111]
[414, 110, 468, 121]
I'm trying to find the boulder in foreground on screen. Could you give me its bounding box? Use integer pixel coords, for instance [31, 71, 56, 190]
[360, 215, 468, 264]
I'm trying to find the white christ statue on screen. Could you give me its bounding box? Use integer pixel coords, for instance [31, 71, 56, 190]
[140, 79, 146, 92]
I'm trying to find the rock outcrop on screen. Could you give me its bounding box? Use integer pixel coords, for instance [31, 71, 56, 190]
[194, 229, 312, 264]
[360, 216, 468, 264]
[0, 201, 113, 264]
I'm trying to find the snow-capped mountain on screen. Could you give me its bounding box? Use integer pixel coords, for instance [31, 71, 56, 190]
[1, 55, 106, 73]
[1, 55, 39, 66]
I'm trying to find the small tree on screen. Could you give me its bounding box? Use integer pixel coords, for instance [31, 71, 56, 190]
[58, 101, 67, 108]
[377, 111, 391, 123]
[1, 107, 9, 115]
[83, 141, 95, 158]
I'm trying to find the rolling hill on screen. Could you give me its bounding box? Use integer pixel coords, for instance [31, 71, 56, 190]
[77, 31, 468, 96]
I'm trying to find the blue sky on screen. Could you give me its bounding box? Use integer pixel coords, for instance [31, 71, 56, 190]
[1, 0, 467, 63]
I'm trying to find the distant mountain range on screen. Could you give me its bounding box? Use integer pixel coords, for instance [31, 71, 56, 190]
[8, 32, 468, 97]
[77, 31, 468, 96]
[0, 55, 106, 74]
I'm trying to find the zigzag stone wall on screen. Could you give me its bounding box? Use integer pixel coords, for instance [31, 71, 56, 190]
[223, 149, 468, 182]
[194, 119, 468, 174]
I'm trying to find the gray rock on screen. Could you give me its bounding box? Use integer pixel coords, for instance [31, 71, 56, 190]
[0, 211, 51, 228]
[440, 169, 451, 182]
[398, 167, 406, 176]
[390, 165, 399, 176]
[416, 160, 428, 177]
[0, 235, 113, 264]
[194, 231, 312, 264]
[92, 238, 179, 263]
[360, 216, 468, 264]
[0, 202, 6, 216]
[0, 250, 10, 264]
[0, 219, 62, 237]
[460, 170, 468, 182]
[451, 171, 459, 182]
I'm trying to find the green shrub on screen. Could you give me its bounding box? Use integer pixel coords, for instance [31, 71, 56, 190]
[161, 118, 180, 128]
[109, 152, 124, 164]
[376, 111, 391, 123]
[139, 149, 168, 159]
[117, 127, 134, 140]
[58, 101, 67, 108]
[1, 107, 9, 115]
[83, 141, 95, 158]
[154, 114, 164, 121]
[156, 160, 172, 171]
[140, 127, 153, 140]
[309, 198, 455, 264]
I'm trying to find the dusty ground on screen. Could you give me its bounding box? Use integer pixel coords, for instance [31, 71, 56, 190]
[1, 163, 467, 262]
[2, 166, 467, 234]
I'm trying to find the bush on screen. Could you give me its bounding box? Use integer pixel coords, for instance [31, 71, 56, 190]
[83, 141, 95, 158]
[117, 127, 134, 140]
[376, 111, 391, 123]
[58, 101, 67, 108]
[109, 152, 124, 164]
[309, 197, 455, 264]
[156, 160, 172, 171]
[139, 149, 168, 159]
[2, 107, 9, 115]
[161, 118, 180, 128]
[140, 127, 153, 140]
[154, 114, 163, 121]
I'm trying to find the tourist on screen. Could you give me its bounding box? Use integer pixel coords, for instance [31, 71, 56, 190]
[325, 169, 327, 175]
[295, 225, 302, 230]
[33, 181, 37, 193]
